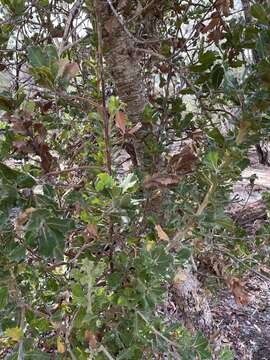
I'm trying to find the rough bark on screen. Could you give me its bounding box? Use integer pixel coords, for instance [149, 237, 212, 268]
[229, 200, 267, 233]
[173, 266, 213, 336]
[96, 1, 147, 168]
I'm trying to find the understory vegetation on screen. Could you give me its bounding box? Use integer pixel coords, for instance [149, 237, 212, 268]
[0, 0, 270, 359]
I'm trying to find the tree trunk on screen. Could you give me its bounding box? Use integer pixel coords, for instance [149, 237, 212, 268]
[96, 1, 147, 168]
[173, 266, 213, 336]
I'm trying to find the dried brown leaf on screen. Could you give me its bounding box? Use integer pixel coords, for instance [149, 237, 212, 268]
[57, 337, 65, 353]
[38, 143, 53, 173]
[63, 62, 80, 80]
[169, 145, 198, 175]
[115, 111, 126, 134]
[207, 29, 225, 43]
[128, 122, 142, 135]
[143, 173, 180, 190]
[15, 208, 36, 235]
[201, 16, 220, 33]
[155, 224, 170, 241]
[85, 330, 97, 349]
[226, 276, 249, 305]
[84, 224, 98, 240]
[16, 208, 35, 227]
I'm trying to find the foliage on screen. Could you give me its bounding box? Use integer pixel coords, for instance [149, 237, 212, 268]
[0, 0, 270, 359]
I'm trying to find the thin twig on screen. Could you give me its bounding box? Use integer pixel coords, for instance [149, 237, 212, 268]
[59, 0, 84, 56]
[17, 306, 25, 360]
[137, 310, 182, 354]
[220, 250, 270, 283]
[42, 165, 104, 178]
[98, 345, 115, 360]
[95, 4, 112, 175]
[95, 1, 114, 273]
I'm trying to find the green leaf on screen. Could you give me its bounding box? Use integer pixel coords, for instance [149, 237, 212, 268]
[24, 352, 51, 360]
[120, 173, 137, 193]
[28, 46, 47, 68]
[219, 346, 235, 360]
[4, 326, 23, 342]
[211, 64, 224, 89]
[108, 96, 123, 116]
[0, 93, 15, 111]
[0, 287, 8, 310]
[2, 0, 25, 16]
[199, 50, 217, 67]
[251, 4, 269, 25]
[176, 247, 191, 264]
[206, 150, 219, 168]
[193, 332, 212, 359]
[0, 163, 20, 183]
[208, 128, 225, 145]
[96, 172, 114, 191]
[25, 210, 74, 259]
[178, 113, 193, 131]
[0, 163, 36, 188]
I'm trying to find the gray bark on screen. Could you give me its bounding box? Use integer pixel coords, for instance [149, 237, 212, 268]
[173, 266, 213, 336]
[97, 1, 147, 168]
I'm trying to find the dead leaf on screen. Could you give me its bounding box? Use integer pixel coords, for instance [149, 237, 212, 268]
[62, 62, 80, 80]
[115, 111, 126, 134]
[57, 337, 65, 353]
[38, 143, 53, 173]
[169, 144, 198, 175]
[84, 224, 98, 240]
[208, 29, 225, 43]
[128, 122, 142, 135]
[34, 123, 48, 146]
[236, 121, 250, 145]
[118, 0, 128, 10]
[155, 224, 170, 241]
[15, 208, 36, 235]
[85, 330, 97, 349]
[226, 276, 249, 305]
[16, 208, 35, 226]
[201, 16, 220, 34]
[144, 173, 180, 189]
[214, 0, 232, 16]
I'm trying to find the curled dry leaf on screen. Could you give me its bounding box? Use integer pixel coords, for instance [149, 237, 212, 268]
[58, 59, 80, 80]
[84, 224, 98, 241]
[85, 330, 97, 349]
[128, 122, 142, 135]
[169, 144, 198, 175]
[143, 173, 180, 190]
[226, 276, 249, 305]
[15, 208, 36, 235]
[155, 224, 170, 241]
[115, 110, 126, 135]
